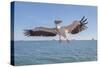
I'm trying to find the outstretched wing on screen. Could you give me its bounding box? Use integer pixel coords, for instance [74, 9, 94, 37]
[24, 27, 57, 36]
[63, 16, 88, 34]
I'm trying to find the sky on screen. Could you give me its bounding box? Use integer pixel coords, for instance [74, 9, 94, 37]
[13, 1, 97, 40]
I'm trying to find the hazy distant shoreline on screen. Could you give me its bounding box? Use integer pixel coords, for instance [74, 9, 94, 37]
[13, 40, 97, 42]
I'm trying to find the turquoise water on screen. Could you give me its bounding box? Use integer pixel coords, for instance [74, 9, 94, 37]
[13, 40, 97, 66]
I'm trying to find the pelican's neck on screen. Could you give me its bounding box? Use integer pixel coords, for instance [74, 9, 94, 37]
[56, 24, 61, 29]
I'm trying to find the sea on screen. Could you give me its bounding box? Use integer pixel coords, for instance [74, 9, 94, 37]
[13, 40, 97, 66]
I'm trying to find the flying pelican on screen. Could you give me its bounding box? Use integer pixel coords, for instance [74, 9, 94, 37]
[24, 16, 88, 42]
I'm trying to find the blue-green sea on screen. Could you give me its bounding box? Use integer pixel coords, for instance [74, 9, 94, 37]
[13, 40, 97, 66]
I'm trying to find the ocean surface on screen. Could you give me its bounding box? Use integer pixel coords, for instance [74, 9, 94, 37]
[13, 40, 97, 66]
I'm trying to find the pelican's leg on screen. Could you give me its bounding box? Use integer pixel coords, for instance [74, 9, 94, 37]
[64, 37, 70, 43]
[66, 33, 70, 43]
[59, 35, 63, 42]
[66, 39, 69, 42]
